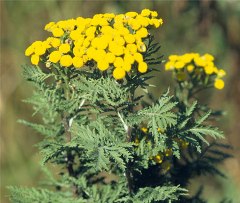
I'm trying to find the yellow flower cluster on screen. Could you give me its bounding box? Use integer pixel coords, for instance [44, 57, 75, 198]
[165, 53, 226, 90]
[25, 9, 163, 80]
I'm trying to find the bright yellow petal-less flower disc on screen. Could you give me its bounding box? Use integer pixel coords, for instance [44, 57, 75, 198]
[138, 62, 148, 73]
[113, 67, 126, 80]
[49, 51, 62, 63]
[59, 43, 70, 54]
[31, 54, 39, 65]
[60, 55, 73, 67]
[214, 79, 225, 90]
[72, 57, 84, 68]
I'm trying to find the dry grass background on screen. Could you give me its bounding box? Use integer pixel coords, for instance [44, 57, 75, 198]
[1, 1, 240, 202]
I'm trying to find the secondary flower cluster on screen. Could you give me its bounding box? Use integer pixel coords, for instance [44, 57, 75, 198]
[134, 127, 189, 173]
[165, 53, 226, 90]
[25, 9, 163, 80]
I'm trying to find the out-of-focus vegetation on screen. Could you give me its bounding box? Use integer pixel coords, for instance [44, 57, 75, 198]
[1, 1, 240, 202]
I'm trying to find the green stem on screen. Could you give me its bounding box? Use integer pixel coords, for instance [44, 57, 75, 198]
[125, 86, 136, 195]
[56, 65, 78, 196]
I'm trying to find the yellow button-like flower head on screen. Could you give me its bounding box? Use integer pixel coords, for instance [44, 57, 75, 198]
[124, 53, 135, 65]
[60, 55, 73, 67]
[113, 67, 126, 80]
[125, 11, 138, 18]
[44, 22, 55, 31]
[153, 154, 163, 164]
[165, 61, 175, 71]
[138, 62, 148, 73]
[49, 51, 62, 63]
[214, 78, 225, 90]
[114, 57, 124, 68]
[109, 41, 124, 56]
[34, 44, 46, 56]
[72, 57, 84, 68]
[217, 69, 226, 78]
[31, 54, 39, 65]
[98, 60, 109, 71]
[124, 34, 135, 44]
[50, 38, 61, 48]
[59, 43, 71, 54]
[141, 9, 151, 17]
[136, 28, 148, 38]
[52, 27, 64, 37]
[134, 52, 143, 63]
[187, 65, 194, 72]
[25, 45, 34, 56]
[126, 44, 137, 55]
[174, 61, 185, 69]
[204, 65, 214, 75]
[106, 52, 116, 63]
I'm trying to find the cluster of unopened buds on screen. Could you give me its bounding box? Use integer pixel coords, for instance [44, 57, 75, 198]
[165, 53, 226, 90]
[134, 127, 189, 173]
[25, 9, 163, 80]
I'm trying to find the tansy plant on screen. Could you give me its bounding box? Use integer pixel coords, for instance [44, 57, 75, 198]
[9, 9, 231, 203]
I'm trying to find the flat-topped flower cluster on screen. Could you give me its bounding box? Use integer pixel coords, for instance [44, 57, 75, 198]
[165, 53, 226, 89]
[25, 9, 163, 80]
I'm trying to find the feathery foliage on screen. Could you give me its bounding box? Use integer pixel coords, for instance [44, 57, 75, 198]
[10, 9, 231, 203]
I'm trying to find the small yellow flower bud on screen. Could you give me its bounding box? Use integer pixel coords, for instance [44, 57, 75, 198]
[141, 127, 148, 133]
[161, 161, 171, 172]
[176, 72, 187, 81]
[181, 140, 189, 149]
[153, 154, 163, 164]
[214, 78, 225, 90]
[217, 69, 226, 78]
[137, 42, 146, 53]
[135, 138, 140, 145]
[164, 149, 172, 157]
[187, 65, 194, 72]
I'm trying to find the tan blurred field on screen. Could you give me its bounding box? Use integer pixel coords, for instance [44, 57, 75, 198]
[1, 1, 240, 202]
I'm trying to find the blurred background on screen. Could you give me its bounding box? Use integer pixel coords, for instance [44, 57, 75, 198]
[1, 0, 240, 202]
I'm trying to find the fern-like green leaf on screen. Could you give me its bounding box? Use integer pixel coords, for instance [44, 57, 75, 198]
[132, 185, 188, 202]
[8, 186, 86, 203]
[70, 120, 133, 171]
